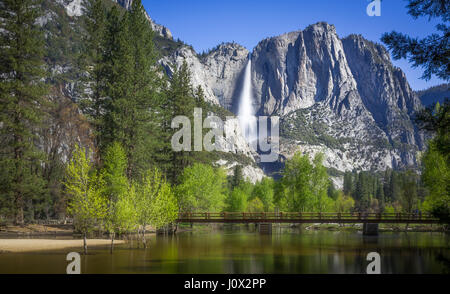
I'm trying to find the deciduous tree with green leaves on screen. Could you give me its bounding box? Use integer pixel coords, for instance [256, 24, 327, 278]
[226, 186, 248, 212]
[176, 163, 227, 213]
[136, 167, 166, 247]
[247, 197, 265, 213]
[311, 154, 331, 212]
[115, 183, 138, 243]
[334, 191, 355, 213]
[280, 152, 333, 212]
[101, 142, 133, 253]
[250, 178, 275, 212]
[281, 152, 315, 212]
[65, 146, 107, 254]
[421, 142, 450, 223]
[149, 179, 178, 231]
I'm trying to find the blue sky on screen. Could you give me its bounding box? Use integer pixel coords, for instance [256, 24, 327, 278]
[142, 0, 446, 90]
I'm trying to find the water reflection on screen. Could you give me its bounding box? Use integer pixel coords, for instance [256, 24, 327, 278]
[0, 228, 448, 274]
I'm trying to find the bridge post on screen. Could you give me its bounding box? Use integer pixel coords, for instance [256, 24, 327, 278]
[363, 223, 379, 236]
[258, 223, 272, 234]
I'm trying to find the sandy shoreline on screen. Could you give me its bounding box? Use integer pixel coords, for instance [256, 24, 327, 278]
[0, 239, 125, 253]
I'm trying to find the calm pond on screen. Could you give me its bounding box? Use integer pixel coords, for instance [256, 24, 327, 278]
[0, 227, 448, 274]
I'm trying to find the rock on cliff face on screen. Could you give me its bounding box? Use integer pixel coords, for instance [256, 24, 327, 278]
[63, 0, 84, 17]
[249, 22, 423, 172]
[342, 34, 424, 150]
[252, 23, 361, 116]
[215, 160, 265, 184]
[215, 117, 258, 159]
[160, 43, 249, 108]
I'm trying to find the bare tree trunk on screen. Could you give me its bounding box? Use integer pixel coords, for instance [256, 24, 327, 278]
[15, 200, 24, 226]
[83, 232, 88, 255]
[14, 138, 25, 227]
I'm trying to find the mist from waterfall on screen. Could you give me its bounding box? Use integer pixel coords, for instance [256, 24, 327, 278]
[238, 56, 257, 145]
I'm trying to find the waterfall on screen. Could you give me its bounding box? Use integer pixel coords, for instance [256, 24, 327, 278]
[238, 56, 257, 144]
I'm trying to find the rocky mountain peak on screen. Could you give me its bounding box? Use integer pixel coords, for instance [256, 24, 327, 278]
[203, 42, 249, 61]
[112, 0, 173, 39]
[58, 0, 173, 39]
[161, 42, 249, 108]
[342, 34, 423, 149]
[252, 21, 359, 116]
[304, 21, 337, 35]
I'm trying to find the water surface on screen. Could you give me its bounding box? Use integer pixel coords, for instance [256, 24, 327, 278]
[0, 227, 448, 274]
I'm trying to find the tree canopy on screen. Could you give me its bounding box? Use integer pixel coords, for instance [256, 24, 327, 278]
[381, 0, 449, 81]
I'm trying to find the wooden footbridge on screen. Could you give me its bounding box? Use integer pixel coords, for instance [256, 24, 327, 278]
[176, 212, 439, 224]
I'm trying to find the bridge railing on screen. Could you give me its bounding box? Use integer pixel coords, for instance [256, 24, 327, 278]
[177, 212, 437, 222]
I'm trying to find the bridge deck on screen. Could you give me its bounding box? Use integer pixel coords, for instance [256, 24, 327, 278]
[176, 212, 439, 224]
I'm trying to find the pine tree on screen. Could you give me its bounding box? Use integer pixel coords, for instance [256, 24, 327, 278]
[353, 173, 362, 201]
[194, 85, 207, 108]
[231, 165, 244, 189]
[376, 179, 385, 212]
[102, 5, 133, 160]
[383, 169, 392, 202]
[78, 0, 107, 156]
[381, 0, 449, 81]
[389, 171, 402, 203]
[122, 0, 165, 178]
[101, 1, 165, 179]
[0, 0, 49, 224]
[165, 61, 197, 183]
[343, 172, 353, 196]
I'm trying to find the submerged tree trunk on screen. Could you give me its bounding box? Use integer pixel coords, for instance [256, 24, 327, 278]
[142, 225, 147, 249]
[136, 228, 140, 249]
[83, 232, 88, 255]
[110, 232, 115, 254]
